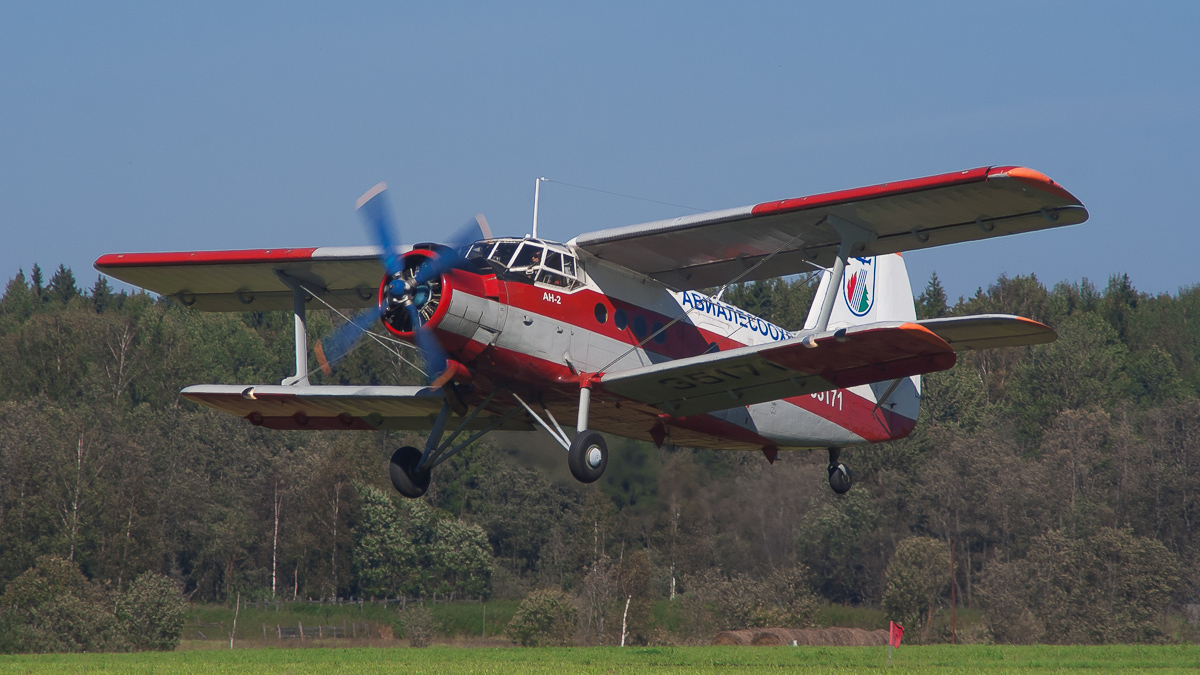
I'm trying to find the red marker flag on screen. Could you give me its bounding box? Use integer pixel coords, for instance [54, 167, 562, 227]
[889, 621, 904, 648]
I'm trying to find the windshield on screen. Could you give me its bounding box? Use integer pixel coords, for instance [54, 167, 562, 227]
[463, 237, 581, 288]
[489, 241, 520, 267]
[511, 243, 544, 269]
[465, 241, 493, 259]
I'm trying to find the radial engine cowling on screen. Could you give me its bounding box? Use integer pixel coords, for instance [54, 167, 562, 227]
[378, 248, 492, 355]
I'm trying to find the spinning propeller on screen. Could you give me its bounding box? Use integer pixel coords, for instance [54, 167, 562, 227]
[313, 182, 490, 387]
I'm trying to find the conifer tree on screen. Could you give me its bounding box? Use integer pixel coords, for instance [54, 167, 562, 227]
[49, 264, 79, 304]
[916, 272, 949, 319]
[30, 263, 45, 303]
[91, 276, 113, 313]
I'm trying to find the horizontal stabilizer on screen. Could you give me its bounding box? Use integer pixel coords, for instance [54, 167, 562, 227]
[916, 314, 1056, 351]
[598, 322, 956, 418]
[181, 384, 531, 431]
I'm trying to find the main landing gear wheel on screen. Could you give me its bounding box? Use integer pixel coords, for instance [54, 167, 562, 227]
[827, 447, 853, 494]
[390, 446, 431, 499]
[568, 430, 608, 484]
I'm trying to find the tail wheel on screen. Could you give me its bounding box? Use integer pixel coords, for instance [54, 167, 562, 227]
[828, 463, 853, 494]
[568, 430, 608, 484]
[827, 446, 852, 494]
[390, 446, 431, 498]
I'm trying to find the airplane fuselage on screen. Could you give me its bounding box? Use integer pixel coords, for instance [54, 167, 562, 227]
[391, 238, 918, 456]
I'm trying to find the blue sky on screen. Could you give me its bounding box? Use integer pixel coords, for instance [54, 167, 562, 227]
[1, 2, 1196, 301]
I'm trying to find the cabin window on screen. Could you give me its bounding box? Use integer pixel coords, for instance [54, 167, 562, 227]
[614, 308, 628, 331]
[633, 315, 648, 339]
[594, 303, 608, 324]
[652, 321, 666, 344]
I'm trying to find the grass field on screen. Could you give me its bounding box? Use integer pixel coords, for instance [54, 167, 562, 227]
[1, 644, 1198, 674]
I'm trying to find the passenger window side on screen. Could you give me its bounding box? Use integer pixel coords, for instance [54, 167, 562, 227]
[536, 269, 568, 287]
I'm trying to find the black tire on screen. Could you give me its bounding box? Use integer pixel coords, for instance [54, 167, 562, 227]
[568, 430, 608, 484]
[828, 463, 853, 494]
[390, 446, 431, 498]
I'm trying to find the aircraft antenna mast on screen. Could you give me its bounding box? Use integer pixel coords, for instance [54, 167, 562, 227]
[532, 177, 547, 238]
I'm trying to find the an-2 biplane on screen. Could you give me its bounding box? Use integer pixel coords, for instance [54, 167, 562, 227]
[95, 166, 1087, 496]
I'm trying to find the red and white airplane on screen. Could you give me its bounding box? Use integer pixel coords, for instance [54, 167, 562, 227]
[95, 166, 1087, 497]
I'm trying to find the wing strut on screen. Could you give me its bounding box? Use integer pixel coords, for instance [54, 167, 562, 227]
[276, 271, 312, 386]
[813, 215, 877, 332]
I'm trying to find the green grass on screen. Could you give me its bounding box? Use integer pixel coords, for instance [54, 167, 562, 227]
[1, 645, 1198, 674]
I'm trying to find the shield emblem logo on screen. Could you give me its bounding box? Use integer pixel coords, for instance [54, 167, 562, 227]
[843, 257, 875, 317]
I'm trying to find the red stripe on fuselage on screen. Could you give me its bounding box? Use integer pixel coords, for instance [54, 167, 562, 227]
[431, 271, 916, 447]
[786, 390, 916, 443]
[498, 277, 788, 361]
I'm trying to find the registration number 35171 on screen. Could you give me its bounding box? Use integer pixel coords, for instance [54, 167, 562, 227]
[811, 389, 843, 411]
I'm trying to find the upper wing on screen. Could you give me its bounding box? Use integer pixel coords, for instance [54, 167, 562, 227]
[181, 384, 531, 431]
[917, 314, 1056, 351]
[94, 246, 404, 311]
[572, 166, 1087, 291]
[598, 322, 956, 417]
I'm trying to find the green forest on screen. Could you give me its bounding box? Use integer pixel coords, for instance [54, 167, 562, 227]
[0, 262, 1198, 646]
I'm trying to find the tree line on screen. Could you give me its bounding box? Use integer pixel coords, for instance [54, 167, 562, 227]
[0, 263, 1197, 646]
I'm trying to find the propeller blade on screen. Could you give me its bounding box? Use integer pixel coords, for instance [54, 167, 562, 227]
[355, 182, 403, 278]
[412, 215, 492, 286]
[405, 303, 449, 386]
[314, 308, 380, 375]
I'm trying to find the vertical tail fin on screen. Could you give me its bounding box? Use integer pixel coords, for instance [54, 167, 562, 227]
[803, 253, 922, 434]
[804, 253, 916, 329]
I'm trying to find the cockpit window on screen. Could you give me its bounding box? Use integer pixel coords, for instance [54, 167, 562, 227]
[466, 237, 581, 289]
[537, 269, 569, 287]
[489, 241, 519, 266]
[466, 241, 493, 259]
[511, 243, 544, 270]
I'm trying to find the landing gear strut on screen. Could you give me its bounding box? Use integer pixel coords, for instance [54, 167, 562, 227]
[389, 390, 523, 499]
[827, 447, 853, 494]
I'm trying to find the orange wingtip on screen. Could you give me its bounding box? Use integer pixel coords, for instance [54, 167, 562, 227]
[898, 322, 954, 349]
[987, 166, 1080, 204]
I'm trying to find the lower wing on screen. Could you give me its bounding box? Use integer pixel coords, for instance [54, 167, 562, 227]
[181, 384, 530, 431]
